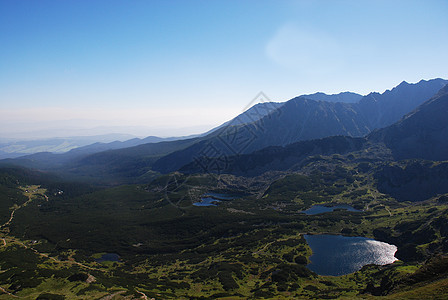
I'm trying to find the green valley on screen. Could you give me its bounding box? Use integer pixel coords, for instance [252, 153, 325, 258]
[1, 145, 448, 299]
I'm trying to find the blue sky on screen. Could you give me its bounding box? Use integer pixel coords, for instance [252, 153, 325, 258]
[1, 0, 448, 138]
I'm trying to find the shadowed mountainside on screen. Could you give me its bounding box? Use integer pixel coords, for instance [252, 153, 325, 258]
[154, 79, 447, 173]
[180, 83, 448, 191]
[1, 79, 446, 183]
[369, 84, 448, 161]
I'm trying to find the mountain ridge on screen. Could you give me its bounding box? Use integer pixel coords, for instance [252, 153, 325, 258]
[301, 91, 363, 103]
[368, 83, 448, 161]
[153, 78, 447, 173]
[1, 78, 447, 184]
[179, 82, 448, 177]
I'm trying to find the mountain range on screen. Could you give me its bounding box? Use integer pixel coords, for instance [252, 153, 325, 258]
[0, 134, 202, 160]
[369, 84, 448, 161]
[302, 91, 363, 103]
[153, 78, 447, 173]
[2, 78, 448, 299]
[183, 82, 448, 177]
[1, 78, 447, 184]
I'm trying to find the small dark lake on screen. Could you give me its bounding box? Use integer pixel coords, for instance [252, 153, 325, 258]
[304, 234, 397, 276]
[193, 196, 221, 207]
[301, 204, 360, 215]
[193, 193, 238, 207]
[95, 253, 120, 262]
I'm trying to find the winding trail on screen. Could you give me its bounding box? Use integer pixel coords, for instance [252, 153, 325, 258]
[0, 186, 108, 298]
[0, 286, 20, 298]
[136, 290, 149, 299]
[1, 210, 16, 229]
[3, 237, 101, 271]
[364, 190, 392, 217]
[99, 290, 126, 300]
[253, 238, 289, 255]
[1, 186, 41, 229]
[1, 186, 102, 271]
[383, 205, 392, 217]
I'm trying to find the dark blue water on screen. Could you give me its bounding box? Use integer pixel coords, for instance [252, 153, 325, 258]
[193, 197, 221, 207]
[304, 234, 397, 276]
[301, 204, 360, 215]
[95, 253, 120, 262]
[193, 193, 238, 206]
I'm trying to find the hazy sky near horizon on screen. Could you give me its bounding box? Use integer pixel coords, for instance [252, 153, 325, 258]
[1, 0, 448, 138]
